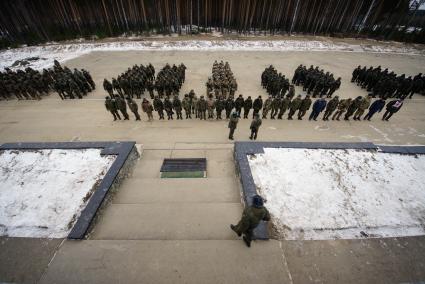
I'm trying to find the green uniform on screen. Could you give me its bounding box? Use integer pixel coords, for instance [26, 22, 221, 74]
[233, 205, 270, 244]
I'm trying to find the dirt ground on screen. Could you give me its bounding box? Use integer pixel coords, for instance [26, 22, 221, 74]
[0, 50, 425, 147]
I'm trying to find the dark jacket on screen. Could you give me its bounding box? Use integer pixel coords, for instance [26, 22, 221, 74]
[299, 98, 312, 111]
[253, 98, 263, 111]
[228, 115, 239, 129]
[250, 117, 262, 130]
[386, 99, 403, 113]
[312, 98, 327, 113]
[369, 99, 385, 113]
[244, 98, 253, 110]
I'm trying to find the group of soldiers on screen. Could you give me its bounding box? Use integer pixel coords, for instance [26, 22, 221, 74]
[0, 60, 95, 100]
[352, 65, 424, 99]
[103, 64, 155, 100]
[105, 90, 404, 123]
[154, 63, 186, 98]
[261, 65, 293, 98]
[292, 65, 341, 98]
[206, 61, 238, 98]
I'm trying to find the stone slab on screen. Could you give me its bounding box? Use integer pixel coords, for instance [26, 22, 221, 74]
[0, 237, 63, 284]
[89, 203, 242, 240]
[113, 177, 240, 204]
[40, 239, 291, 284]
[282, 236, 425, 284]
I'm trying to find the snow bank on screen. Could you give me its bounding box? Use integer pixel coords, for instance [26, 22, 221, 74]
[1, 39, 423, 70]
[248, 148, 425, 240]
[0, 149, 115, 238]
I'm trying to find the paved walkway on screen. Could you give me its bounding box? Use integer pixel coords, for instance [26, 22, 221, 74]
[40, 146, 293, 283]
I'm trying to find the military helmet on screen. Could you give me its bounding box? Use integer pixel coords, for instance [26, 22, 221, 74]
[252, 195, 264, 208]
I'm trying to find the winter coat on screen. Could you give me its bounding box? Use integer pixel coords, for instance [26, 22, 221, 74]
[312, 99, 327, 113]
[299, 98, 312, 111]
[128, 100, 138, 112]
[325, 98, 339, 112]
[198, 99, 208, 111]
[142, 101, 153, 113]
[358, 96, 371, 111]
[289, 97, 302, 111]
[244, 98, 253, 110]
[369, 99, 385, 113]
[153, 98, 164, 111]
[250, 117, 262, 130]
[173, 98, 182, 111]
[228, 115, 239, 129]
[253, 98, 263, 111]
[234, 97, 244, 109]
[386, 100, 403, 113]
[225, 99, 234, 111]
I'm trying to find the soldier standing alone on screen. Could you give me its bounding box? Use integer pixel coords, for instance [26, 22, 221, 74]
[230, 195, 270, 247]
[228, 111, 239, 140]
[249, 114, 262, 140]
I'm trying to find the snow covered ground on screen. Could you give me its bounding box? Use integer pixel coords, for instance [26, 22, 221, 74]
[0, 149, 115, 238]
[248, 148, 425, 240]
[1, 39, 424, 71]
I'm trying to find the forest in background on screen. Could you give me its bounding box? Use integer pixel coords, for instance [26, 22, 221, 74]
[0, 0, 424, 48]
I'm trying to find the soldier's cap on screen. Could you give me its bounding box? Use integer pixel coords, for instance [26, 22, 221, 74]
[252, 195, 264, 208]
[105, 96, 110, 99]
[297, 94, 301, 97]
[335, 95, 339, 98]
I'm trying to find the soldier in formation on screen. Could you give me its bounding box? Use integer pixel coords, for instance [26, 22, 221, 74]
[155, 63, 186, 98]
[292, 65, 341, 98]
[206, 60, 237, 99]
[261, 65, 290, 97]
[0, 60, 95, 100]
[104, 63, 154, 100]
[105, 92, 406, 124]
[352, 66, 424, 99]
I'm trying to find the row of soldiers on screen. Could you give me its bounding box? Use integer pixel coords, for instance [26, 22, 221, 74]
[206, 61, 238, 98]
[261, 65, 292, 97]
[0, 60, 95, 100]
[352, 65, 424, 99]
[105, 92, 404, 122]
[292, 65, 341, 98]
[103, 64, 155, 100]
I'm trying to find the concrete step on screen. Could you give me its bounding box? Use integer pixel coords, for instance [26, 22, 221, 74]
[40, 240, 291, 284]
[90, 203, 242, 240]
[131, 148, 235, 178]
[113, 177, 241, 204]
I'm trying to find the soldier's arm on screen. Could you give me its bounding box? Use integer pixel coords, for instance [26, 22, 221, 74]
[263, 208, 271, 221]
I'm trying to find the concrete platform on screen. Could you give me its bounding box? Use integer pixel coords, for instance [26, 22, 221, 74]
[89, 203, 242, 240]
[113, 177, 240, 204]
[282, 237, 425, 284]
[40, 240, 292, 284]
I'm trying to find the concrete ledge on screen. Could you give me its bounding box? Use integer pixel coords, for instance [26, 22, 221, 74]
[233, 141, 425, 240]
[0, 141, 137, 239]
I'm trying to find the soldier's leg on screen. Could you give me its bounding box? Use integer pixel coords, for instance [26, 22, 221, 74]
[123, 110, 130, 120]
[135, 111, 141, 121]
[229, 128, 235, 139]
[114, 111, 121, 120]
[110, 111, 117, 121]
[243, 228, 254, 247]
[253, 129, 258, 140]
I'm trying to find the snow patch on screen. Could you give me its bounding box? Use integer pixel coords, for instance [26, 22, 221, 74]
[248, 148, 425, 240]
[0, 149, 115, 238]
[1, 39, 424, 71]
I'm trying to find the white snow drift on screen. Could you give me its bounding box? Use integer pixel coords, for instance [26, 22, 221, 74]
[0, 149, 115, 238]
[1, 39, 424, 71]
[248, 148, 425, 240]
